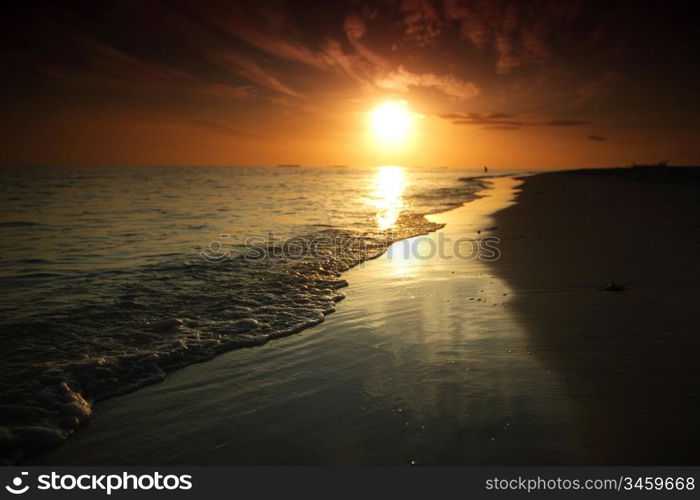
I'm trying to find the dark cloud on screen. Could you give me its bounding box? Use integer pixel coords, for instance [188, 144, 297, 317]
[3, 0, 694, 106]
[545, 120, 590, 127]
[440, 113, 589, 129]
[483, 125, 521, 130]
[443, 0, 586, 74]
[400, 0, 443, 47]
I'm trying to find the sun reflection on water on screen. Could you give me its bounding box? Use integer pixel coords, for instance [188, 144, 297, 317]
[372, 166, 405, 230]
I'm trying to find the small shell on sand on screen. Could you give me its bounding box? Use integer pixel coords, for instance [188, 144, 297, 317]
[601, 281, 626, 292]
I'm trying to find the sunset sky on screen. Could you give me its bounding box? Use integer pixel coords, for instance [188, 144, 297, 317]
[2, 0, 699, 169]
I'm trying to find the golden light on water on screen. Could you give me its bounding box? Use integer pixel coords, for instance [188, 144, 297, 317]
[371, 166, 405, 230]
[369, 101, 412, 144]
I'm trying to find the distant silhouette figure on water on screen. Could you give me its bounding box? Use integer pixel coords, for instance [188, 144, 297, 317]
[484, 166, 488, 173]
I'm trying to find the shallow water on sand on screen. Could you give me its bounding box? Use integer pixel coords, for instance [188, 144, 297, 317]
[33, 177, 579, 465]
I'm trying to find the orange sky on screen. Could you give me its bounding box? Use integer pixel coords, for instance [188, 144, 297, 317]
[2, 1, 699, 169]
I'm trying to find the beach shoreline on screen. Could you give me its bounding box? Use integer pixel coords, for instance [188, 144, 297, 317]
[0, 167, 490, 464]
[26, 166, 700, 465]
[31, 175, 584, 465]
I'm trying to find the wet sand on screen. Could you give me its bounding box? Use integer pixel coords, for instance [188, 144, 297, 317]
[29, 177, 582, 465]
[488, 167, 700, 464]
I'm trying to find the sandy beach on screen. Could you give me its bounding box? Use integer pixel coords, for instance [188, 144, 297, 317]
[489, 167, 700, 464]
[27, 168, 700, 465]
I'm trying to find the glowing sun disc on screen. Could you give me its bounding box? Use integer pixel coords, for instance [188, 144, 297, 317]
[370, 101, 412, 142]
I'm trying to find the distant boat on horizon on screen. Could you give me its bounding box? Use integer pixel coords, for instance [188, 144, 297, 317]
[276, 164, 301, 168]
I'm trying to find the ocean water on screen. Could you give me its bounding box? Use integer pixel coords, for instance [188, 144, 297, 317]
[0, 165, 492, 459]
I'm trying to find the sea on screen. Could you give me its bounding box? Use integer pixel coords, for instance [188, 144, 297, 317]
[0, 165, 496, 459]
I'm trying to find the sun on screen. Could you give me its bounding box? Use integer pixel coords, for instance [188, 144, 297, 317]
[369, 101, 412, 143]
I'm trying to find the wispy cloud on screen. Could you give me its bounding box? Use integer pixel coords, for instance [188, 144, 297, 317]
[197, 6, 482, 102]
[187, 119, 258, 137]
[375, 67, 479, 99]
[194, 84, 256, 101]
[202, 7, 326, 70]
[208, 51, 302, 98]
[574, 72, 622, 106]
[440, 112, 589, 129]
[545, 119, 590, 127]
[400, 0, 443, 47]
[444, 0, 585, 74]
[440, 112, 523, 127]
